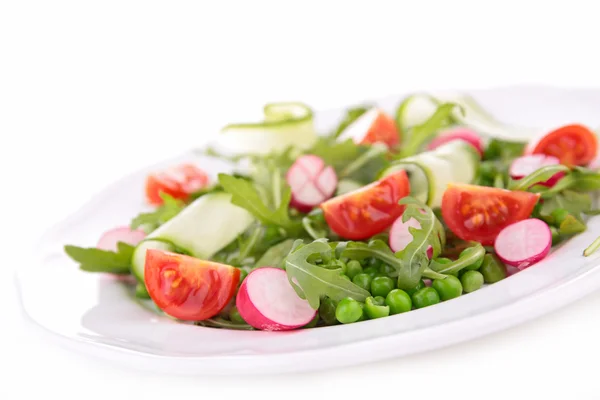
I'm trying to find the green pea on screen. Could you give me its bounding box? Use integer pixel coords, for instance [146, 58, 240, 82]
[379, 263, 396, 277]
[404, 279, 426, 296]
[550, 226, 562, 246]
[319, 297, 338, 325]
[460, 248, 484, 271]
[461, 270, 484, 293]
[412, 287, 440, 309]
[346, 260, 363, 280]
[352, 273, 373, 291]
[432, 275, 463, 301]
[480, 254, 507, 284]
[372, 296, 386, 305]
[335, 298, 364, 324]
[368, 258, 383, 269]
[433, 257, 453, 265]
[363, 266, 378, 277]
[364, 296, 390, 319]
[370, 276, 395, 297]
[325, 259, 347, 274]
[135, 282, 151, 299]
[385, 289, 412, 315]
[229, 306, 246, 324]
[551, 208, 570, 226]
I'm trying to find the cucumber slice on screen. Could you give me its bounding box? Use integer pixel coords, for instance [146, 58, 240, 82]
[131, 192, 254, 282]
[381, 141, 479, 208]
[396, 92, 538, 142]
[217, 102, 317, 155]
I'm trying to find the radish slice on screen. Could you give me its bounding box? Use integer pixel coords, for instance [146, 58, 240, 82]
[236, 267, 316, 331]
[494, 219, 552, 270]
[426, 127, 484, 156]
[97, 226, 146, 252]
[286, 155, 338, 212]
[389, 216, 433, 258]
[505, 265, 520, 277]
[509, 154, 564, 187]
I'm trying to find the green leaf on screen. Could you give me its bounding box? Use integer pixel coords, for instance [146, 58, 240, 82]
[218, 173, 299, 232]
[341, 240, 402, 277]
[483, 139, 526, 161]
[540, 190, 592, 221]
[508, 165, 570, 191]
[570, 168, 600, 191]
[339, 142, 389, 180]
[395, 197, 446, 289]
[332, 106, 371, 138]
[429, 244, 485, 275]
[64, 242, 134, 274]
[285, 239, 371, 310]
[399, 102, 463, 157]
[130, 193, 185, 232]
[559, 215, 587, 236]
[254, 239, 296, 269]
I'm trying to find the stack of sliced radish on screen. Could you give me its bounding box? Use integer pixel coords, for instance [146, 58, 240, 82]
[236, 267, 316, 331]
[97, 226, 146, 252]
[389, 216, 433, 258]
[426, 127, 484, 156]
[494, 218, 552, 270]
[509, 154, 564, 187]
[286, 155, 338, 212]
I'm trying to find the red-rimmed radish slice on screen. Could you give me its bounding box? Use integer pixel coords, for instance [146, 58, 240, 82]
[97, 226, 146, 252]
[505, 265, 520, 277]
[509, 154, 564, 187]
[426, 128, 484, 156]
[337, 108, 400, 148]
[286, 155, 338, 212]
[494, 219, 552, 270]
[389, 216, 433, 258]
[236, 267, 316, 331]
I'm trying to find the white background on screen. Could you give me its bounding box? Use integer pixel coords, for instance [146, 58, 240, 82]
[2, 1, 600, 399]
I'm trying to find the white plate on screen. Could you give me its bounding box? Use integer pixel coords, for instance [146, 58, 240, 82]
[16, 85, 600, 375]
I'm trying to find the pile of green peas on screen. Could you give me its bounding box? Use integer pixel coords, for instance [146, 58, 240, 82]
[323, 250, 508, 325]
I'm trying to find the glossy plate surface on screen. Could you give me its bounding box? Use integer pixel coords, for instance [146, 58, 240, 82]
[16, 86, 600, 375]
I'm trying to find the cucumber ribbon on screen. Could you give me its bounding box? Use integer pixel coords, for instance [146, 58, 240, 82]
[216, 102, 317, 155]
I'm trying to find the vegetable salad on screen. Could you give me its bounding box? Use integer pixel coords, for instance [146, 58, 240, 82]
[65, 93, 600, 331]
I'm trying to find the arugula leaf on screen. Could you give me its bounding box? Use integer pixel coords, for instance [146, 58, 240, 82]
[285, 239, 370, 309]
[339, 142, 389, 179]
[310, 138, 360, 170]
[332, 106, 371, 138]
[64, 242, 134, 274]
[130, 193, 185, 232]
[341, 240, 402, 277]
[254, 239, 295, 269]
[559, 215, 587, 235]
[508, 165, 570, 191]
[395, 197, 446, 289]
[218, 173, 300, 233]
[399, 103, 462, 157]
[540, 190, 592, 221]
[429, 244, 485, 275]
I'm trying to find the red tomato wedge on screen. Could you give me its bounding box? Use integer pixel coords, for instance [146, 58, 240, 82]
[146, 164, 209, 206]
[320, 170, 410, 240]
[337, 108, 400, 148]
[528, 124, 598, 166]
[144, 249, 240, 321]
[441, 184, 540, 246]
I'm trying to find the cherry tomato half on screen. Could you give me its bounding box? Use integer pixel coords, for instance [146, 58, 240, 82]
[441, 183, 540, 246]
[529, 124, 598, 166]
[144, 249, 239, 321]
[339, 108, 401, 149]
[320, 170, 410, 240]
[146, 164, 209, 206]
